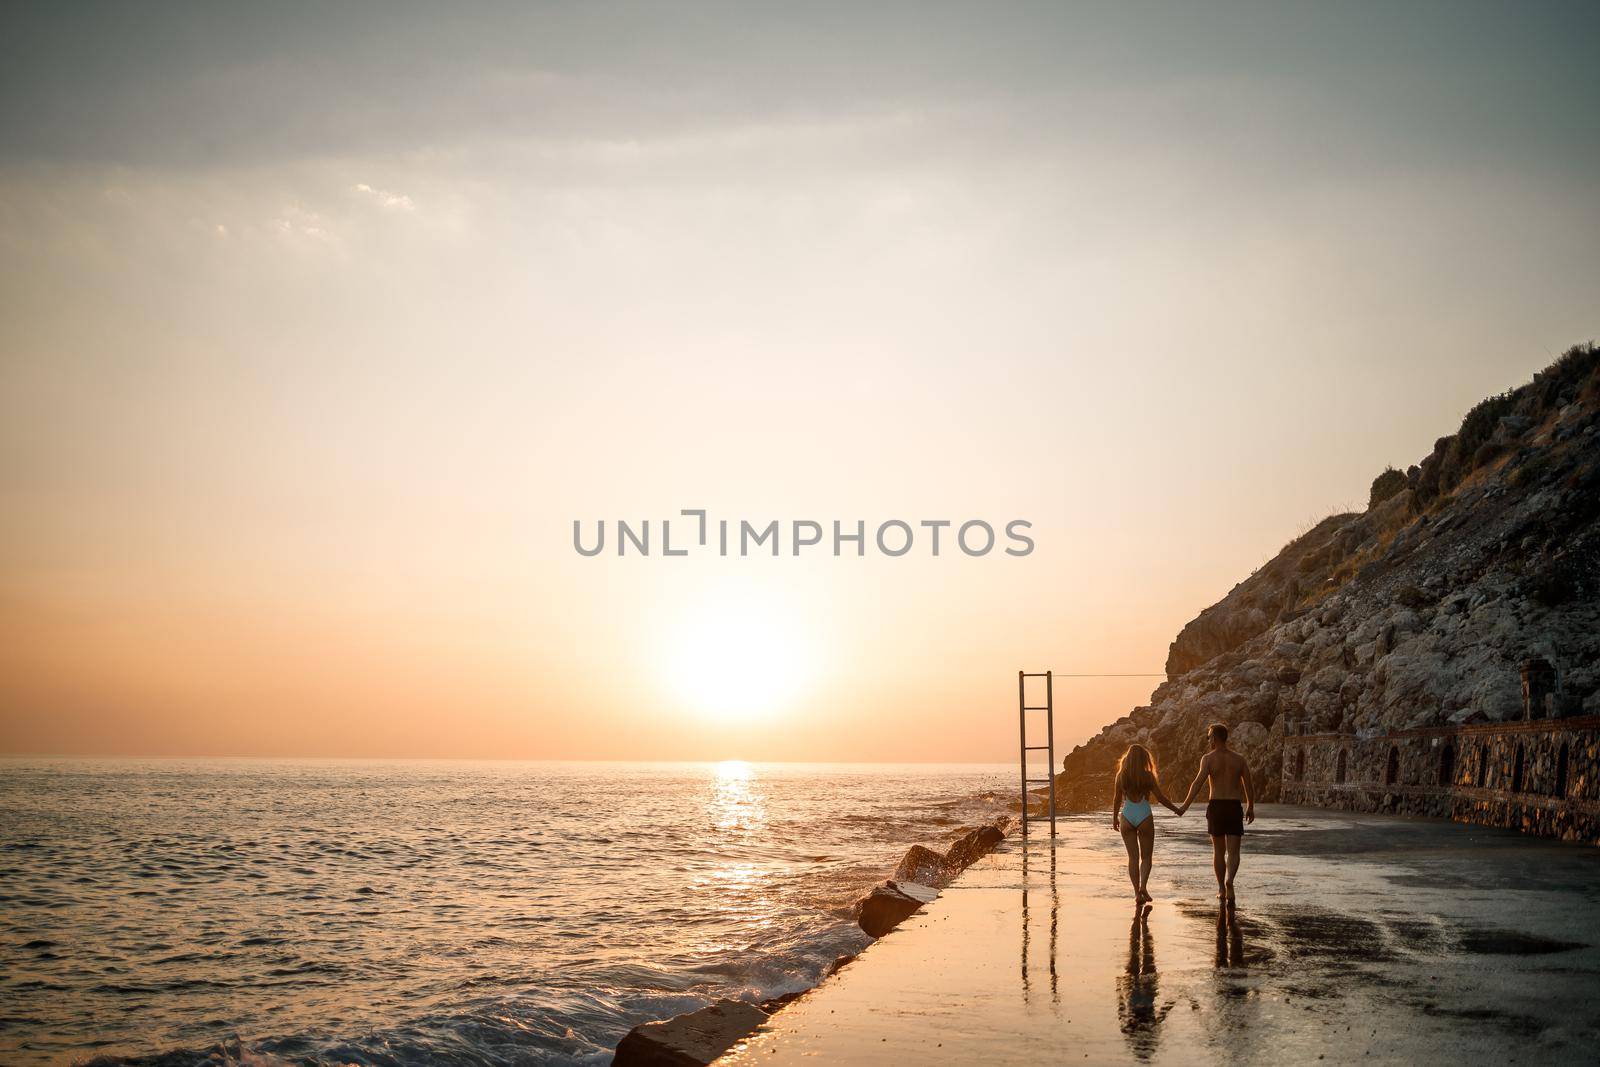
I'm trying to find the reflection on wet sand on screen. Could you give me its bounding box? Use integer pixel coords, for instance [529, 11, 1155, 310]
[1019, 838, 1059, 1004]
[1204, 902, 1264, 1052]
[1216, 905, 1246, 968]
[1117, 907, 1171, 1059]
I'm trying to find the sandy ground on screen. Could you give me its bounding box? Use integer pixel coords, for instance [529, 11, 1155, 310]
[718, 804, 1600, 1066]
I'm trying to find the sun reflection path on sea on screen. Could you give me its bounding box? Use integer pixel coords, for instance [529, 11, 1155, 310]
[709, 760, 766, 834]
[691, 761, 776, 941]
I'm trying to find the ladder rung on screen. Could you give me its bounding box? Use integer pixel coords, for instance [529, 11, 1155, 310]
[1024, 777, 1055, 784]
[1020, 672, 1052, 677]
[1023, 745, 1050, 750]
[1021, 706, 1051, 711]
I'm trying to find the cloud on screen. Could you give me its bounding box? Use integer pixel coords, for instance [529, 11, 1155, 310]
[2, 3, 1595, 181]
[272, 203, 333, 241]
[353, 183, 415, 212]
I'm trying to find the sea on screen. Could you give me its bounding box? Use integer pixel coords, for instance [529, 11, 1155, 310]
[0, 759, 1011, 1065]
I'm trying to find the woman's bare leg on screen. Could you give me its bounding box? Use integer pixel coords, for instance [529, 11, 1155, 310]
[1120, 824, 1140, 900]
[1137, 820, 1155, 899]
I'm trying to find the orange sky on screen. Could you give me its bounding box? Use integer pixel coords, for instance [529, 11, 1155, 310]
[2, 4, 1598, 762]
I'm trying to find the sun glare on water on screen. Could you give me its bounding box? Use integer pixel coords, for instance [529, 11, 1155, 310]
[664, 590, 813, 723]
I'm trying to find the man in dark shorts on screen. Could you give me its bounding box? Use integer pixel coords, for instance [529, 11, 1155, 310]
[1177, 723, 1255, 906]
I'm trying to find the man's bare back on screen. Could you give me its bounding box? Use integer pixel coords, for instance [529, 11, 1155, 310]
[1196, 748, 1250, 801]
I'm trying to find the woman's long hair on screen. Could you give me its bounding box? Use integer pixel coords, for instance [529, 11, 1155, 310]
[1117, 744, 1159, 801]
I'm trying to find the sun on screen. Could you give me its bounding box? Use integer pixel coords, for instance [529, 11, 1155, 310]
[664, 590, 812, 723]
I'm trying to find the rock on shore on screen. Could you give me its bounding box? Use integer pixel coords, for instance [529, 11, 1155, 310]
[857, 820, 1009, 936]
[857, 879, 939, 938]
[1057, 344, 1600, 810]
[944, 823, 1004, 868]
[612, 1000, 769, 1067]
[891, 844, 948, 886]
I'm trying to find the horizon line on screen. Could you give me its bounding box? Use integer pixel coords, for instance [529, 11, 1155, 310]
[0, 753, 1022, 766]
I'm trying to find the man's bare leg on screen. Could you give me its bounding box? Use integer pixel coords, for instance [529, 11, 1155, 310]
[1210, 835, 1226, 898]
[1224, 835, 1242, 901]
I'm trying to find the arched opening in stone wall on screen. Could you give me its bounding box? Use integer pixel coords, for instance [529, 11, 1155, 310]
[1556, 742, 1569, 798]
[1295, 748, 1305, 781]
[1386, 746, 1399, 787]
[1336, 749, 1347, 784]
[1438, 742, 1455, 787]
[1513, 743, 1526, 793]
[1476, 745, 1488, 788]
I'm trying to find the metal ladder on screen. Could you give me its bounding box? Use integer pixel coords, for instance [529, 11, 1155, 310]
[1017, 670, 1057, 838]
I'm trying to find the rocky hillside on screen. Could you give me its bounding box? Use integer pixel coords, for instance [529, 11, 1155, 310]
[1056, 344, 1600, 810]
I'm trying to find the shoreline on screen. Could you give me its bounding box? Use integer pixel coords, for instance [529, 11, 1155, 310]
[713, 804, 1600, 1065]
[612, 815, 1012, 1066]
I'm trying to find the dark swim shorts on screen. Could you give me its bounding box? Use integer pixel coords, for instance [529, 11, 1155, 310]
[1206, 799, 1245, 837]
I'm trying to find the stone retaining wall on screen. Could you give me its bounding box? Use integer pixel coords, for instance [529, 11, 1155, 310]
[1279, 715, 1600, 843]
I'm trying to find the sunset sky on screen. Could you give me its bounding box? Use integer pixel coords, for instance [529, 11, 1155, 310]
[3, 2, 1597, 762]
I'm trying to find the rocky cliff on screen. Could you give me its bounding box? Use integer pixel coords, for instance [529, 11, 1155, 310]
[1057, 344, 1600, 810]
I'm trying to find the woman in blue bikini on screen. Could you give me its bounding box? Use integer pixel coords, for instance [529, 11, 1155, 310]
[1110, 744, 1183, 906]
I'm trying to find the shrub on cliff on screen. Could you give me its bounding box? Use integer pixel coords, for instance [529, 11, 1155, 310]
[1532, 342, 1598, 406]
[1368, 467, 1407, 509]
[1457, 391, 1516, 462]
[1413, 436, 1451, 506]
[1410, 345, 1597, 509]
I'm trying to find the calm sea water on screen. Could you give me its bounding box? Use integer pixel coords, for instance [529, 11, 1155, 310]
[0, 759, 1009, 1066]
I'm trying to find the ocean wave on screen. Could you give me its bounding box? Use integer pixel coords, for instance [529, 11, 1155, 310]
[2, 759, 1008, 1067]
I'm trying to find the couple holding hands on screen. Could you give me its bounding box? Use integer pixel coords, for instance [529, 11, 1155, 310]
[1111, 722, 1255, 907]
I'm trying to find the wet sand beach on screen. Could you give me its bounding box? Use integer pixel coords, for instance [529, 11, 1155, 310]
[719, 804, 1600, 1065]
